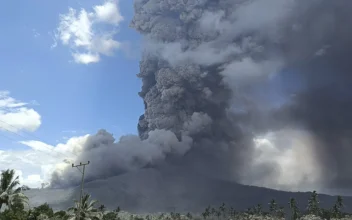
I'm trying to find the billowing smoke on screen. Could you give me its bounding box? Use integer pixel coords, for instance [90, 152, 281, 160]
[50, 0, 352, 192]
[131, 0, 352, 190]
[50, 129, 192, 188]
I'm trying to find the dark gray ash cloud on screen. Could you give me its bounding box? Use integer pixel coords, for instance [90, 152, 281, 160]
[50, 0, 352, 193]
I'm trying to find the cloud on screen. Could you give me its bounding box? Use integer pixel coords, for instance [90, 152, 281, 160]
[0, 134, 90, 188]
[55, 0, 124, 64]
[93, 1, 123, 25]
[72, 53, 100, 64]
[0, 91, 41, 133]
[0, 150, 55, 188]
[14, 170, 43, 189]
[20, 140, 53, 150]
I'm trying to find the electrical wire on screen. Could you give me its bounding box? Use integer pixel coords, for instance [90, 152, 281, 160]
[0, 120, 78, 159]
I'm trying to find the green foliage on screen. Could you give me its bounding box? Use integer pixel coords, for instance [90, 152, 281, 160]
[201, 206, 210, 219]
[54, 210, 68, 220]
[269, 199, 277, 214]
[331, 195, 344, 219]
[307, 190, 320, 216]
[186, 212, 192, 219]
[0, 208, 28, 220]
[0, 169, 28, 211]
[253, 204, 262, 215]
[103, 212, 117, 220]
[289, 198, 300, 220]
[29, 202, 54, 219]
[133, 216, 144, 220]
[320, 208, 332, 220]
[219, 203, 226, 217]
[170, 211, 181, 220]
[0, 172, 349, 220]
[228, 206, 235, 217]
[277, 206, 285, 218]
[98, 204, 106, 212]
[67, 193, 103, 220]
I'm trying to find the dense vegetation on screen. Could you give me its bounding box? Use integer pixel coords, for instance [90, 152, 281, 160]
[0, 169, 350, 220]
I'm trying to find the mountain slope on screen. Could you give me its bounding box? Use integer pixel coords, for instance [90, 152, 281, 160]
[24, 167, 352, 213]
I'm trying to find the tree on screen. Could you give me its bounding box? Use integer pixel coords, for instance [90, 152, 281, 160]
[289, 198, 300, 220]
[307, 190, 320, 216]
[67, 193, 103, 220]
[219, 203, 226, 217]
[37, 213, 50, 220]
[21, 185, 30, 191]
[332, 196, 344, 218]
[114, 206, 121, 213]
[269, 199, 278, 216]
[27, 203, 54, 219]
[254, 204, 262, 215]
[320, 208, 332, 220]
[0, 169, 28, 211]
[277, 206, 285, 218]
[246, 207, 254, 215]
[98, 204, 106, 212]
[215, 210, 221, 219]
[211, 207, 216, 217]
[54, 210, 68, 220]
[336, 196, 344, 209]
[0, 208, 28, 220]
[228, 206, 235, 217]
[202, 206, 210, 219]
[103, 212, 117, 220]
[158, 213, 165, 220]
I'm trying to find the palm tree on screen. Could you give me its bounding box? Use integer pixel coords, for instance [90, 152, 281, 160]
[67, 193, 103, 220]
[0, 169, 28, 211]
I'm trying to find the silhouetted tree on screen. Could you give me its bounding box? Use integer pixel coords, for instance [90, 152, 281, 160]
[289, 198, 300, 220]
[307, 190, 320, 216]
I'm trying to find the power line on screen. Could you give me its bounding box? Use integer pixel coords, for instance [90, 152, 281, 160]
[0, 124, 33, 140]
[0, 120, 77, 159]
[0, 131, 21, 143]
[0, 119, 53, 146]
[72, 161, 90, 220]
[0, 120, 86, 191]
[0, 131, 49, 154]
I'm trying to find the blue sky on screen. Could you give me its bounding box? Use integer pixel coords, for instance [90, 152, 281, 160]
[0, 0, 143, 152]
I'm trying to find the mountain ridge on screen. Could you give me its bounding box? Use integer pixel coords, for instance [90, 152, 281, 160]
[24, 167, 352, 214]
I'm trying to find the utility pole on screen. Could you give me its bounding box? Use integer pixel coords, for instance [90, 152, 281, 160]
[72, 161, 90, 220]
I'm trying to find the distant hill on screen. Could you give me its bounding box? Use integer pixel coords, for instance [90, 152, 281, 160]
[24, 167, 352, 214]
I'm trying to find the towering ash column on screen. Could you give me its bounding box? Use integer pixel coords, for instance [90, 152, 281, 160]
[130, 0, 352, 191]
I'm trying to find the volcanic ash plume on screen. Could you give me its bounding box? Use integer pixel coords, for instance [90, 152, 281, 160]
[51, 0, 352, 192]
[130, 0, 352, 191]
[50, 129, 192, 188]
